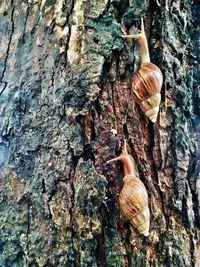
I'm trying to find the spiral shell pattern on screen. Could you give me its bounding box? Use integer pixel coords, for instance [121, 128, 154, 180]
[119, 175, 150, 236]
[132, 63, 163, 123]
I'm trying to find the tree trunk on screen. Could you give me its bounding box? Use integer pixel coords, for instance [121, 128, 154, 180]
[0, 0, 199, 266]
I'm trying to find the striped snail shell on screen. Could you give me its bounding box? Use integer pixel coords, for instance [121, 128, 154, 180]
[123, 19, 163, 123]
[107, 140, 150, 236]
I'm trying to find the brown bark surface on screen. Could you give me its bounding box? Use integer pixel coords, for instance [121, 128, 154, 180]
[0, 0, 199, 266]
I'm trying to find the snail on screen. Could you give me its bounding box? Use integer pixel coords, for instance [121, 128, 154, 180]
[107, 140, 150, 236]
[122, 18, 163, 123]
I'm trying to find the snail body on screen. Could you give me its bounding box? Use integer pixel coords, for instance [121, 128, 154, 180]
[107, 140, 150, 236]
[123, 19, 163, 123]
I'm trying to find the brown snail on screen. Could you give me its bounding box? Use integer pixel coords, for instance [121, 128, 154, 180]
[123, 19, 163, 123]
[107, 140, 150, 236]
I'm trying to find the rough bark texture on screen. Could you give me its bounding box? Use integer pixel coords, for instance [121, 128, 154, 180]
[0, 0, 199, 266]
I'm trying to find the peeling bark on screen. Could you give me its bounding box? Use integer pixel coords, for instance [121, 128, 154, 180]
[0, 0, 199, 266]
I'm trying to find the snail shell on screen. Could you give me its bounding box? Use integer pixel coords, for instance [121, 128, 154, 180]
[132, 63, 163, 123]
[107, 140, 150, 236]
[123, 19, 163, 123]
[119, 175, 150, 236]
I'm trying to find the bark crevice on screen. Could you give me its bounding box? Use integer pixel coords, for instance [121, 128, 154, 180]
[0, 1, 15, 95]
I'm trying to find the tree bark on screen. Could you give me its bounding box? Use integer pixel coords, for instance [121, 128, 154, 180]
[0, 0, 199, 266]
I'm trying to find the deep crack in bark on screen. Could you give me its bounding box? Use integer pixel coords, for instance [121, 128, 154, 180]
[0, 0, 15, 96]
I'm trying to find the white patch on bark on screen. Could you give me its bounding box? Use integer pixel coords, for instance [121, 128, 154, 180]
[67, 0, 84, 64]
